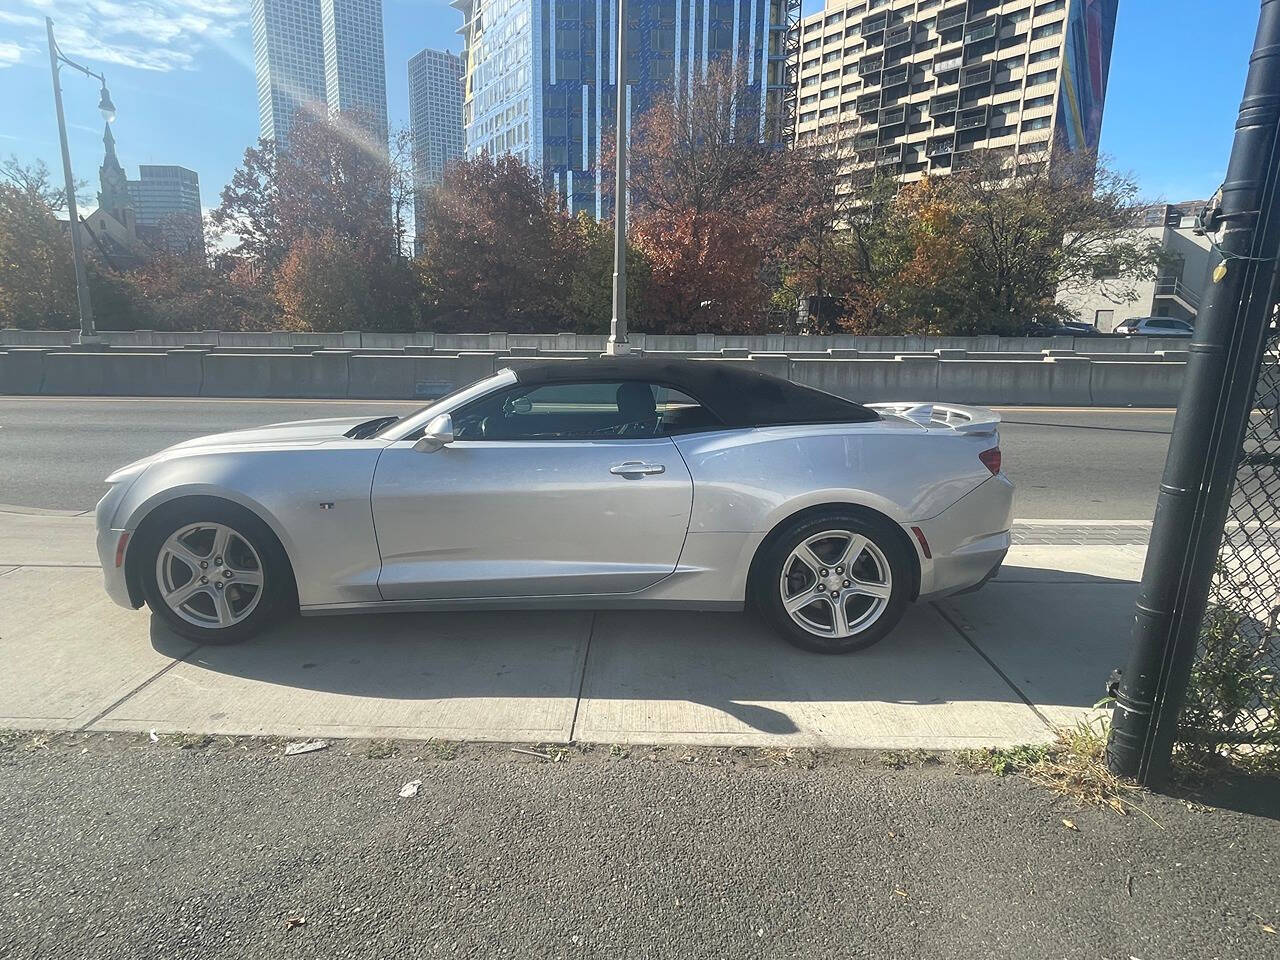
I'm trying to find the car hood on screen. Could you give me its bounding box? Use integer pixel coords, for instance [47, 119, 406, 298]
[165, 416, 374, 451]
[104, 416, 380, 484]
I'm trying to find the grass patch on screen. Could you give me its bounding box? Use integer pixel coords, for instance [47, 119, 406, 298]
[959, 743, 1050, 777]
[963, 719, 1149, 817]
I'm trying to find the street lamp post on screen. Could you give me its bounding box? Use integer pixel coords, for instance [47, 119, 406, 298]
[604, 0, 630, 356]
[46, 16, 116, 344]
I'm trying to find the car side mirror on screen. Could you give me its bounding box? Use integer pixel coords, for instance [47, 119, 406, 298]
[412, 413, 454, 453]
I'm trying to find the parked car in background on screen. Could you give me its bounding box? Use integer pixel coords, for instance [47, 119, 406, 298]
[1022, 319, 1111, 337]
[1113, 316, 1195, 336]
[94, 360, 1014, 655]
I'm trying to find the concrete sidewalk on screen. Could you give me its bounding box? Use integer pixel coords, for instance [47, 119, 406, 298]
[0, 511, 1145, 748]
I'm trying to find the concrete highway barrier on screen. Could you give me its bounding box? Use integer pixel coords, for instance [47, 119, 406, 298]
[0, 327, 1184, 355]
[0, 340, 1186, 407]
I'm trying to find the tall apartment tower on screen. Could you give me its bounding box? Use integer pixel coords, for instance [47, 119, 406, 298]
[408, 49, 465, 190]
[127, 165, 204, 253]
[251, 0, 388, 149]
[452, 0, 801, 218]
[793, 0, 1117, 182]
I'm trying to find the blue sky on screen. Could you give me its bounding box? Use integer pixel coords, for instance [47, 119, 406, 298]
[0, 0, 1261, 212]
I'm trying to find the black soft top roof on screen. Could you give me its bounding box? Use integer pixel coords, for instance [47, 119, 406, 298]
[510, 358, 879, 427]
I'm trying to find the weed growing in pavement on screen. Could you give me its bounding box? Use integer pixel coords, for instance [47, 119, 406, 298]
[876, 749, 943, 769]
[960, 742, 1051, 777]
[961, 718, 1150, 818]
[423, 740, 459, 761]
[366, 739, 398, 759]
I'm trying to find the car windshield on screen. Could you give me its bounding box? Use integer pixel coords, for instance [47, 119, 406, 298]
[376, 369, 517, 440]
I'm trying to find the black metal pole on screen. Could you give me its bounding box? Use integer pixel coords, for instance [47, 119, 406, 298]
[1107, 0, 1280, 785]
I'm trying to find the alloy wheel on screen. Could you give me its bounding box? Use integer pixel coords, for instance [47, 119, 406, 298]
[155, 522, 264, 629]
[778, 529, 893, 639]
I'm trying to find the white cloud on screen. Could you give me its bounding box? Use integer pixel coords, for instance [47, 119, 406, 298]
[0, 41, 36, 68]
[7, 0, 250, 73]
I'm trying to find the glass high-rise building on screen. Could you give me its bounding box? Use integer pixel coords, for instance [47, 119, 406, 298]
[127, 165, 204, 253]
[792, 0, 1118, 183]
[409, 49, 465, 188]
[452, 0, 799, 217]
[251, 0, 389, 149]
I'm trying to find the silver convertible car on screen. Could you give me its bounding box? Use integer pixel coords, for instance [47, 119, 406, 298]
[96, 359, 1013, 654]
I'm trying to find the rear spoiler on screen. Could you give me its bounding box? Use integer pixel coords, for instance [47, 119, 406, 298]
[867, 402, 1001, 436]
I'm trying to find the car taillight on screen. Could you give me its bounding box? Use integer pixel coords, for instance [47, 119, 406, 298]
[979, 447, 1001, 475]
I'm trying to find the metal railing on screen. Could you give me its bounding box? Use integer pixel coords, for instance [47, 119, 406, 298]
[957, 105, 988, 130]
[885, 22, 912, 47]
[882, 63, 910, 86]
[1154, 276, 1202, 308]
[964, 19, 997, 43]
[961, 62, 993, 87]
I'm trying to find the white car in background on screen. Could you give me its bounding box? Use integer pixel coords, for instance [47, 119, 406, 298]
[1113, 316, 1195, 336]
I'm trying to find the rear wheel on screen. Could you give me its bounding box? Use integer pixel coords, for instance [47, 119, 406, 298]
[754, 511, 912, 654]
[137, 500, 293, 644]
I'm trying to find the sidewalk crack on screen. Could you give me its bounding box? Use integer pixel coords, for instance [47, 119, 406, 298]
[567, 611, 596, 743]
[931, 602, 1055, 731]
[75, 642, 204, 732]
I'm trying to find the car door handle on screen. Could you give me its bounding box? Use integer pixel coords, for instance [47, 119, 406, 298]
[610, 461, 665, 477]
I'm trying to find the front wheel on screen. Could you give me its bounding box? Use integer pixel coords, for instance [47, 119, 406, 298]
[137, 500, 293, 644]
[754, 512, 912, 654]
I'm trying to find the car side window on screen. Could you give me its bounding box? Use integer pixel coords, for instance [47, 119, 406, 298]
[451, 381, 721, 441]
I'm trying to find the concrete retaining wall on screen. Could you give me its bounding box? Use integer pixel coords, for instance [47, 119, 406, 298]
[0, 348, 1186, 407]
[0, 327, 1177, 355]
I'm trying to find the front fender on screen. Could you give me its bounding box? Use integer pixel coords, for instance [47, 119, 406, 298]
[109, 444, 386, 607]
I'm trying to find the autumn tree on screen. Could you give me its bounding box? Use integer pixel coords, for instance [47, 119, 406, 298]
[415, 153, 577, 331]
[0, 159, 79, 328]
[618, 64, 782, 332]
[944, 149, 1158, 332]
[274, 231, 373, 331]
[213, 111, 398, 273]
[770, 132, 868, 332]
[127, 218, 277, 331]
[563, 213, 651, 334]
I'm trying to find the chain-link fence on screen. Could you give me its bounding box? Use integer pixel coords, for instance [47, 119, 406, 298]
[1179, 315, 1280, 758]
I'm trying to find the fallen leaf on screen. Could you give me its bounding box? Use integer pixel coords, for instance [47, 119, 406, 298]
[1062, 818, 1078, 831]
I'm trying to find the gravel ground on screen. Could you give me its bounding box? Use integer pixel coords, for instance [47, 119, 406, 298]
[1, 734, 1276, 960]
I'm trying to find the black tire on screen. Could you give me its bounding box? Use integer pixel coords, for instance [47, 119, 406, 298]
[135, 498, 295, 644]
[753, 510, 913, 654]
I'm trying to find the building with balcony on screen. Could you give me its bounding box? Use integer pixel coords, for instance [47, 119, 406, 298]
[453, 0, 800, 217]
[792, 0, 1117, 184]
[1059, 201, 1217, 332]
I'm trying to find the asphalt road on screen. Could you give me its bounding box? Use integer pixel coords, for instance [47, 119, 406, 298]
[1, 737, 1276, 960]
[0, 398, 1174, 519]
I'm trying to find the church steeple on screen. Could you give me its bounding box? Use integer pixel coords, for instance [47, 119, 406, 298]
[97, 121, 133, 227]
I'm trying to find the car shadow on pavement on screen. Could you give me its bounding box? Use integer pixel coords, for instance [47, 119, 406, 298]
[141, 572, 1141, 744]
